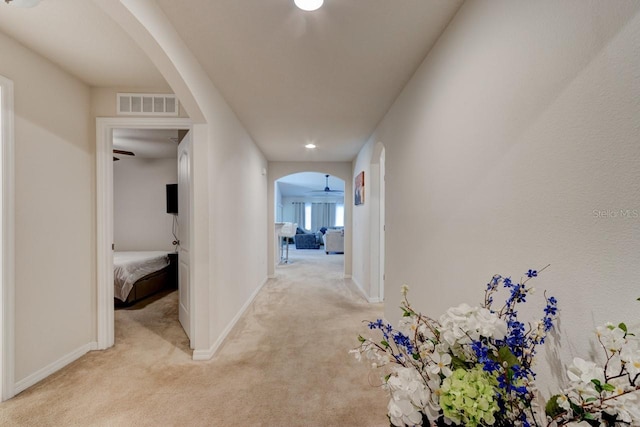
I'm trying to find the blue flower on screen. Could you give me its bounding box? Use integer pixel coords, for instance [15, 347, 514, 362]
[368, 319, 384, 330]
[487, 275, 500, 291]
[526, 269, 537, 278]
[392, 331, 414, 354]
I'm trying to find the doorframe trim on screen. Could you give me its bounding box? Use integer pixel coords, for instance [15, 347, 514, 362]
[96, 117, 193, 350]
[0, 75, 15, 401]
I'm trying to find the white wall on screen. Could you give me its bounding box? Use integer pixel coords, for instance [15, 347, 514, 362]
[0, 33, 94, 383]
[275, 182, 283, 222]
[209, 118, 268, 351]
[113, 157, 177, 251]
[352, 143, 375, 299]
[360, 0, 640, 398]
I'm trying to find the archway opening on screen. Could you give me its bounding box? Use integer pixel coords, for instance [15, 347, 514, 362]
[275, 172, 345, 266]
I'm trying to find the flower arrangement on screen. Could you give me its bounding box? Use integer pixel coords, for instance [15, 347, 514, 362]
[351, 268, 640, 427]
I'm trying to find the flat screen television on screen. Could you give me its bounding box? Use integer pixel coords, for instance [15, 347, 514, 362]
[166, 184, 178, 214]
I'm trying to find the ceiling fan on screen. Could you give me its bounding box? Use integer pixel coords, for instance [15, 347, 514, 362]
[309, 174, 344, 194]
[113, 149, 135, 162]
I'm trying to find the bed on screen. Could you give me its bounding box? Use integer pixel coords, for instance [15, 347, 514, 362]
[114, 251, 177, 306]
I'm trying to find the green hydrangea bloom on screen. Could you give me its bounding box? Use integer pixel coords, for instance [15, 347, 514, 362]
[438, 366, 499, 426]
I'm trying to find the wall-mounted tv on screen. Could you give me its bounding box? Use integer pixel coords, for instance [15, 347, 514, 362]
[166, 184, 178, 214]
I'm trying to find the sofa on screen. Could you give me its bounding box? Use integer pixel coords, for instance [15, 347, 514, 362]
[323, 229, 344, 254]
[294, 228, 320, 249]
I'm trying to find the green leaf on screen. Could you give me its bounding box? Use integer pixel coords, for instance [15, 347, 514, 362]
[583, 413, 596, 420]
[545, 395, 565, 418]
[498, 346, 520, 368]
[601, 383, 615, 392]
[569, 400, 584, 415]
[384, 373, 391, 382]
[619, 323, 628, 333]
[591, 379, 603, 392]
[450, 355, 467, 370]
[358, 335, 366, 343]
[413, 353, 420, 360]
[381, 340, 389, 348]
[585, 397, 597, 403]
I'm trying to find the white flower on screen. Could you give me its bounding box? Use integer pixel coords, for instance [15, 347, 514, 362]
[556, 394, 571, 411]
[602, 391, 639, 424]
[438, 303, 507, 348]
[386, 366, 430, 426]
[567, 357, 605, 385]
[401, 284, 409, 296]
[388, 398, 423, 427]
[620, 339, 640, 376]
[428, 352, 452, 377]
[596, 323, 626, 353]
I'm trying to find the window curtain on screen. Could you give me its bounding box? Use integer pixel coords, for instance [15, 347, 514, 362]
[311, 202, 336, 231]
[292, 202, 305, 229]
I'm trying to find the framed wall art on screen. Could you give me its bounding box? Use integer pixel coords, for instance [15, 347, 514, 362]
[355, 171, 364, 205]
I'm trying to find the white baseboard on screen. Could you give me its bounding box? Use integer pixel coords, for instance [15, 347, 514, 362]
[14, 341, 98, 395]
[350, 277, 383, 304]
[193, 277, 269, 361]
[350, 276, 369, 301]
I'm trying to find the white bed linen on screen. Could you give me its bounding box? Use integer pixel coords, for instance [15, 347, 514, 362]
[114, 251, 170, 302]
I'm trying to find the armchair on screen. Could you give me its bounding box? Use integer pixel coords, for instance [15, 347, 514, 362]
[323, 229, 344, 254]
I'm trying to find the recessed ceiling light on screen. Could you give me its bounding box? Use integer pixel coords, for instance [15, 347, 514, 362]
[294, 0, 324, 12]
[305, 143, 317, 149]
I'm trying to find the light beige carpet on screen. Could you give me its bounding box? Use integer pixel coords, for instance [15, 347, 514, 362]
[0, 249, 389, 426]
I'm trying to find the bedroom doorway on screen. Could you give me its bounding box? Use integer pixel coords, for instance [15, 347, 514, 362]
[0, 75, 15, 401]
[96, 118, 194, 352]
[112, 127, 192, 343]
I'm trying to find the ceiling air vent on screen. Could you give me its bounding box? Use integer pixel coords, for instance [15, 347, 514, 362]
[117, 93, 179, 116]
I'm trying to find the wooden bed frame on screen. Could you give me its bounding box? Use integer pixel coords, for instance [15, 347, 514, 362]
[115, 253, 178, 307]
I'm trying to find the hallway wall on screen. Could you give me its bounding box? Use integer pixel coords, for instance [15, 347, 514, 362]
[113, 157, 177, 252]
[0, 32, 94, 385]
[360, 0, 640, 397]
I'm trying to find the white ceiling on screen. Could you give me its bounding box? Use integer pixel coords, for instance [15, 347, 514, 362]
[113, 128, 179, 159]
[277, 172, 345, 198]
[0, 0, 463, 162]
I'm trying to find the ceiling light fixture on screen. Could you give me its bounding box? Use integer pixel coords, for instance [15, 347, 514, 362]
[4, 0, 42, 7]
[294, 0, 324, 12]
[305, 143, 317, 149]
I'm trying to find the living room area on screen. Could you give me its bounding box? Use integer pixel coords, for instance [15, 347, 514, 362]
[275, 172, 345, 261]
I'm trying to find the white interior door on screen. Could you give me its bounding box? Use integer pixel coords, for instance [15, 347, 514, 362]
[177, 131, 192, 344]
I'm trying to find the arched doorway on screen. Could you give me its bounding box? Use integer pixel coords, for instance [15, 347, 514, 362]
[275, 172, 345, 265]
[267, 163, 353, 279]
